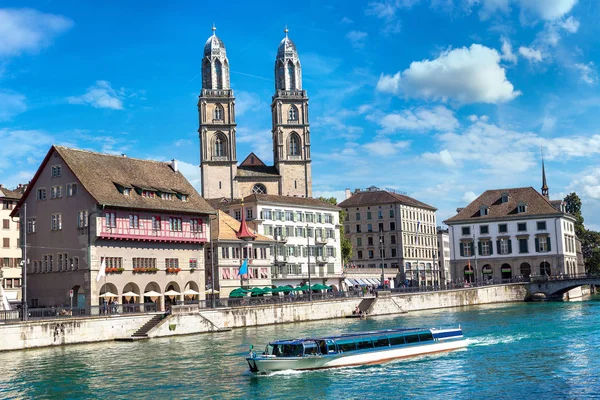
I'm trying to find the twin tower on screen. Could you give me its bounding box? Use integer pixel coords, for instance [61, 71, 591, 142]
[199, 27, 312, 200]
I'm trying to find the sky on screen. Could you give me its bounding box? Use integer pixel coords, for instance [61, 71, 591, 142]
[1, 0, 600, 228]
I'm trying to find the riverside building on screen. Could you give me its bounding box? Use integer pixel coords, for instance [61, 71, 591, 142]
[338, 187, 439, 288]
[437, 227, 451, 286]
[11, 146, 214, 310]
[0, 184, 26, 309]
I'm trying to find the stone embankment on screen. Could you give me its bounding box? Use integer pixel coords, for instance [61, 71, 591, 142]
[0, 284, 528, 352]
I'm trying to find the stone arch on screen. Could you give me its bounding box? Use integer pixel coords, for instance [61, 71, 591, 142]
[143, 281, 162, 305]
[289, 131, 301, 156]
[71, 285, 84, 307]
[212, 132, 227, 158]
[214, 103, 224, 120]
[121, 282, 141, 305]
[540, 261, 551, 276]
[501, 263, 512, 280]
[202, 58, 211, 89]
[215, 59, 223, 89]
[184, 281, 200, 301]
[463, 265, 474, 283]
[520, 262, 531, 279]
[165, 281, 182, 306]
[482, 264, 493, 281]
[288, 104, 298, 121]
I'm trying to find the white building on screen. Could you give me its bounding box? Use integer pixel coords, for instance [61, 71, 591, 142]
[1, 184, 26, 310]
[444, 187, 580, 283]
[210, 194, 343, 289]
[437, 227, 451, 286]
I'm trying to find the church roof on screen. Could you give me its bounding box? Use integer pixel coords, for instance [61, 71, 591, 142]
[236, 165, 280, 178]
[204, 27, 227, 58]
[277, 36, 298, 59]
[239, 152, 266, 167]
[444, 187, 567, 224]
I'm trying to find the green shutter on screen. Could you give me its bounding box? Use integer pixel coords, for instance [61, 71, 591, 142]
[489, 241, 493, 255]
[478, 241, 482, 256]
[496, 240, 501, 254]
[470, 242, 475, 255]
[547, 237, 551, 252]
[508, 239, 512, 253]
[459, 242, 464, 257]
[535, 238, 540, 252]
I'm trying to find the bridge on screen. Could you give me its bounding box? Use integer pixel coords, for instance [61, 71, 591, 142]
[527, 274, 599, 299]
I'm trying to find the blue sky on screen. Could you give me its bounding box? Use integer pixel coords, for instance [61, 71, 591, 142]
[2, 1, 600, 228]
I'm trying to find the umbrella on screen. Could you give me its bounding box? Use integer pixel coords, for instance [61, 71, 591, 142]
[261, 286, 274, 293]
[164, 289, 181, 297]
[100, 291, 117, 298]
[229, 288, 249, 298]
[184, 289, 201, 296]
[122, 291, 140, 297]
[293, 284, 309, 291]
[276, 286, 294, 293]
[143, 290, 163, 297]
[249, 287, 265, 296]
[203, 289, 219, 295]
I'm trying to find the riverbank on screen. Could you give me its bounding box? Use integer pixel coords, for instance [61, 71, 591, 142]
[0, 284, 528, 352]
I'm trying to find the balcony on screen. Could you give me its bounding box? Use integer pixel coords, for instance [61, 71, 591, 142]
[315, 236, 327, 244]
[201, 89, 232, 97]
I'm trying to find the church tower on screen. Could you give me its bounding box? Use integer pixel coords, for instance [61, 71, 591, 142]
[199, 26, 237, 199]
[271, 29, 312, 197]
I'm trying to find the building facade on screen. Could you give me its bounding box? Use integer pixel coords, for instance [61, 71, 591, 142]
[444, 187, 580, 284]
[199, 27, 312, 200]
[338, 187, 439, 287]
[206, 210, 274, 298]
[210, 194, 343, 289]
[0, 184, 26, 309]
[437, 227, 451, 286]
[11, 146, 214, 310]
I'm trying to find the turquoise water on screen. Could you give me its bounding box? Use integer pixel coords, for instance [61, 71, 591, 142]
[2, 298, 600, 399]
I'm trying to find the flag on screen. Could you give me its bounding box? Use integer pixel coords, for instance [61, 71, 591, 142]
[238, 259, 248, 276]
[96, 258, 106, 282]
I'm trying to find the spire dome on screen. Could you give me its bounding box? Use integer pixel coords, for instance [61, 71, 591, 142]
[201, 25, 230, 90]
[203, 26, 227, 58]
[275, 27, 302, 91]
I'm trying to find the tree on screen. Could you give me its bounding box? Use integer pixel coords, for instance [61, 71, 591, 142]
[563, 192, 600, 273]
[318, 196, 352, 265]
[564, 192, 585, 238]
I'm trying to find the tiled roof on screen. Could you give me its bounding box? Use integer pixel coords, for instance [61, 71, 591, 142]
[212, 210, 273, 242]
[232, 194, 340, 210]
[338, 189, 436, 211]
[444, 187, 566, 224]
[0, 185, 26, 200]
[236, 165, 280, 178]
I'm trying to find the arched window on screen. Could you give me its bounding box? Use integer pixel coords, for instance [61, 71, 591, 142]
[215, 59, 223, 89]
[287, 61, 295, 89]
[289, 133, 300, 156]
[540, 261, 551, 276]
[464, 265, 474, 283]
[252, 184, 267, 194]
[214, 104, 223, 121]
[288, 105, 298, 121]
[520, 262, 531, 278]
[214, 134, 227, 157]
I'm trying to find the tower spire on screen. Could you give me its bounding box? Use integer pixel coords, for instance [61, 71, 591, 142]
[541, 147, 549, 198]
[212, 23, 216, 35]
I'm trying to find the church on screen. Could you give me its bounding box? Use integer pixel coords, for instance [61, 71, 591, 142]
[198, 27, 312, 200]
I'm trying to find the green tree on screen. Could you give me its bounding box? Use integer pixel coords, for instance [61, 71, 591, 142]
[563, 192, 600, 273]
[318, 196, 352, 265]
[564, 192, 585, 238]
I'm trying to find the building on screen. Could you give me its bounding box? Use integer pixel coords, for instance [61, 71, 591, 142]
[206, 210, 274, 297]
[338, 186, 439, 287]
[11, 146, 214, 310]
[199, 27, 312, 200]
[0, 184, 26, 309]
[444, 186, 580, 283]
[437, 227, 451, 286]
[210, 194, 343, 289]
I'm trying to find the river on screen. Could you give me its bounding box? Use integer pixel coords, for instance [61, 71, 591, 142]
[1, 297, 600, 399]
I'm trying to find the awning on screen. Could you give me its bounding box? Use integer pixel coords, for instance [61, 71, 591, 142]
[99, 292, 117, 298]
[355, 279, 368, 286]
[164, 290, 181, 297]
[501, 268, 512, 273]
[144, 290, 163, 297]
[370, 278, 381, 285]
[184, 289, 201, 296]
[344, 278, 354, 286]
[122, 291, 140, 297]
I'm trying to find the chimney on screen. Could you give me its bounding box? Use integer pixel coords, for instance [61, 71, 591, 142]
[121, 154, 127, 157]
[171, 159, 179, 172]
[345, 188, 352, 199]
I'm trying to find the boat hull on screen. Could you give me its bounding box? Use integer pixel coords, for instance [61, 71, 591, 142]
[247, 338, 467, 373]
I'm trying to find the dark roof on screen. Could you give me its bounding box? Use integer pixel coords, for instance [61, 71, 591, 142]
[338, 189, 436, 211]
[0, 185, 26, 200]
[444, 187, 566, 224]
[227, 194, 340, 211]
[14, 146, 215, 215]
[236, 165, 280, 178]
[239, 152, 266, 167]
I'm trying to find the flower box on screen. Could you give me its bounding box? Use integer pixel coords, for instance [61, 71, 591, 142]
[166, 267, 182, 274]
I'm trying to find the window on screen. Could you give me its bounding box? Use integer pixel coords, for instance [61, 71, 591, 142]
[498, 224, 508, 233]
[51, 214, 62, 231]
[519, 238, 528, 253]
[390, 222, 396, 230]
[480, 225, 489, 234]
[51, 165, 62, 177]
[234, 210, 241, 220]
[214, 104, 223, 120]
[129, 214, 139, 229]
[537, 221, 547, 230]
[165, 258, 179, 269]
[462, 242, 472, 257]
[77, 211, 88, 228]
[355, 212, 361, 221]
[2, 219, 8, 229]
[170, 217, 183, 231]
[367, 237, 374, 246]
[142, 190, 155, 198]
[391, 248, 397, 257]
[356, 237, 362, 246]
[2, 238, 8, 248]
[289, 133, 300, 156]
[27, 218, 36, 233]
[66, 183, 78, 197]
[538, 236, 549, 252]
[190, 219, 203, 232]
[132, 257, 156, 269]
[2, 201, 10, 210]
[368, 250, 374, 259]
[288, 105, 298, 121]
[367, 224, 373, 232]
[152, 216, 161, 230]
[499, 238, 510, 254]
[123, 188, 131, 196]
[367, 211, 372, 220]
[297, 212, 304, 222]
[390, 209, 395, 218]
[378, 210, 383, 219]
[481, 240, 491, 256]
[356, 224, 361, 233]
[105, 213, 116, 228]
[462, 226, 471, 235]
[73, 257, 79, 270]
[518, 222, 527, 232]
[51, 185, 63, 199]
[378, 223, 384, 232]
[517, 202, 527, 213]
[357, 250, 363, 259]
[391, 235, 396, 244]
[501, 192, 509, 203]
[190, 258, 198, 270]
[215, 135, 226, 157]
[480, 206, 489, 216]
[161, 192, 175, 200]
[252, 184, 267, 194]
[37, 188, 47, 201]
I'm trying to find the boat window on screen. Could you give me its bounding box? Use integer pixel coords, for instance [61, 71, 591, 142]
[326, 340, 338, 354]
[281, 344, 303, 357]
[388, 334, 406, 346]
[304, 342, 318, 356]
[337, 339, 357, 353]
[405, 334, 420, 344]
[418, 332, 434, 342]
[316, 340, 327, 355]
[373, 336, 390, 348]
[356, 338, 374, 350]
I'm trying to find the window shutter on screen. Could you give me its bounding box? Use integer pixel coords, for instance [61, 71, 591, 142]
[547, 237, 551, 252]
[478, 241, 482, 256]
[459, 242, 464, 257]
[260, 211, 264, 219]
[489, 241, 493, 255]
[508, 239, 512, 254]
[496, 240, 501, 254]
[470, 242, 475, 255]
[333, 248, 337, 257]
[535, 238, 539, 252]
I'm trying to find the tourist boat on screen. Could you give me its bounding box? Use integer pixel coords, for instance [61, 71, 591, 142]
[246, 326, 466, 373]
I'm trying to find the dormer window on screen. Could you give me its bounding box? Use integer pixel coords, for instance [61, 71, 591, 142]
[161, 192, 175, 200]
[181, 195, 188, 202]
[480, 205, 489, 216]
[142, 190, 156, 198]
[501, 192, 509, 203]
[517, 201, 527, 213]
[123, 188, 131, 196]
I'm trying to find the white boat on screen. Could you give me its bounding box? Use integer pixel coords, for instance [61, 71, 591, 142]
[246, 326, 467, 373]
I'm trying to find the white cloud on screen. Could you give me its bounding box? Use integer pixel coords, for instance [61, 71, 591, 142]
[177, 160, 201, 192]
[235, 91, 263, 117]
[345, 31, 368, 49]
[371, 105, 459, 133]
[365, 1, 404, 35]
[363, 139, 411, 156]
[500, 37, 518, 64]
[377, 44, 520, 104]
[0, 91, 27, 120]
[66, 80, 124, 109]
[461, 191, 478, 204]
[573, 62, 597, 85]
[518, 46, 543, 62]
[236, 127, 273, 163]
[559, 16, 580, 33]
[518, 0, 577, 21]
[0, 128, 54, 178]
[422, 149, 457, 167]
[0, 8, 73, 57]
[541, 115, 556, 132]
[340, 16, 354, 24]
[365, 2, 397, 19]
